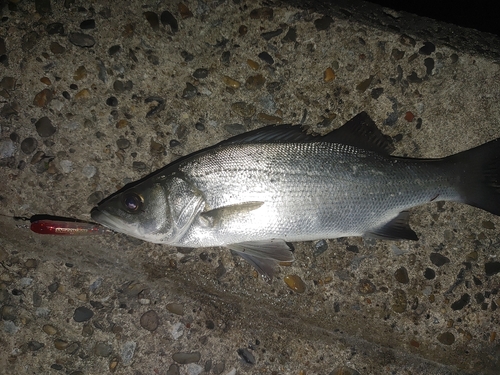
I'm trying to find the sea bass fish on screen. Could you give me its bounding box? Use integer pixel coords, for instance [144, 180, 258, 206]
[91, 112, 500, 281]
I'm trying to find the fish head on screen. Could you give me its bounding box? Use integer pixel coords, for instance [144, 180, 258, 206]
[91, 172, 204, 244]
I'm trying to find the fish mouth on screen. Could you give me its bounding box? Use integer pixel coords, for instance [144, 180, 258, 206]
[90, 207, 123, 232]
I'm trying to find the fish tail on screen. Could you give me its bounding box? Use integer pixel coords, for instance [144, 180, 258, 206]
[448, 138, 500, 216]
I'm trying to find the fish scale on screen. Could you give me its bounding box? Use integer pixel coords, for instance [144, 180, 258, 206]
[176, 142, 459, 247]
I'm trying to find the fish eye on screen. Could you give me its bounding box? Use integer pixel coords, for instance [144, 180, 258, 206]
[123, 193, 143, 212]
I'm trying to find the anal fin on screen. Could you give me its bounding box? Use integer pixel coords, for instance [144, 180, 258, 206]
[228, 240, 295, 283]
[366, 211, 418, 241]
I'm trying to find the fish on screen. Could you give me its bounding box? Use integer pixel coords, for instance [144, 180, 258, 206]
[91, 112, 500, 281]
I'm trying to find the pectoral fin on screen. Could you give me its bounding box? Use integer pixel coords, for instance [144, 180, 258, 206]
[228, 240, 295, 283]
[200, 201, 264, 227]
[366, 211, 418, 241]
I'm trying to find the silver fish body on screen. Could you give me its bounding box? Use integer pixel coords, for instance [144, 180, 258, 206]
[91, 112, 500, 280]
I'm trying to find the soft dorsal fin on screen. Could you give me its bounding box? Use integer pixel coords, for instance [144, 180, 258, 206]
[365, 211, 418, 241]
[218, 112, 394, 155]
[325, 112, 394, 155]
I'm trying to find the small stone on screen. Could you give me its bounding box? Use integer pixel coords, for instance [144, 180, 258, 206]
[144, 12, 159, 31]
[261, 29, 283, 41]
[48, 281, 59, 293]
[73, 65, 87, 81]
[161, 10, 178, 32]
[69, 32, 95, 47]
[284, 275, 306, 293]
[394, 267, 409, 284]
[35, 0, 51, 15]
[313, 239, 328, 256]
[108, 45, 121, 56]
[82, 164, 97, 178]
[231, 102, 255, 118]
[391, 48, 405, 60]
[60, 160, 73, 173]
[245, 74, 265, 90]
[399, 34, 416, 47]
[0, 76, 16, 90]
[80, 19, 96, 29]
[54, 339, 69, 350]
[0, 139, 15, 160]
[237, 348, 255, 364]
[482, 220, 495, 229]
[173, 352, 201, 364]
[222, 76, 241, 89]
[193, 68, 208, 79]
[33, 88, 53, 107]
[109, 357, 119, 372]
[358, 279, 376, 294]
[181, 50, 194, 62]
[225, 123, 246, 135]
[182, 83, 197, 99]
[249, 7, 273, 20]
[437, 332, 455, 345]
[20, 137, 37, 154]
[257, 51, 274, 65]
[35, 117, 56, 137]
[73, 306, 94, 322]
[178, 3, 193, 18]
[407, 72, 423, 84]
[40, 77, 51, 85]
[246, 59, 259, 70]
[451, 294, 470, 310]
[113, 119, 127, 129]
[94, 342, 113, 357]
[356, 75, 374, 92]
[1, 305, 17, 321]
[324, 67, 335, 82]
[116, 138, 130, 150]
[140, 310, 159, 331]
[0, 37, 5, 55]
[106, 96, 118, 106]
[485, 261, 500, 276]
[27, 340, 45, 351]
[424, 58, 434, 75]
[25, 258, 39, 268]
[166, 303, 184, 315]
[239, 25, 248, 36]
[167, 364, 180, 375]
[282, 27, 297, 43]
[314, 15, 334, 31]
[46, 23, 64, 36]
[132, 161, 148, 172]
[430, 252, 450, 267]
[75, 89, 91, 99]
[169, 139, 180, 147]
[419, 41, 436, 55]
[404, 111, 415, 122]
[392, 289, 407, 313]
[221, 50, 230, 66]
[121, 341, 136, 366]
[257, 113, 282, 124]
[43, 324, 58, 335]
[22, 31, 39, 52]
[424, 268, 435, 280]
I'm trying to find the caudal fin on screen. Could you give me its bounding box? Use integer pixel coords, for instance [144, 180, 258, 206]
[447, 138, 500, 216]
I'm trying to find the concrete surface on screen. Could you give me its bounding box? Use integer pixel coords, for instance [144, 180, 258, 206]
[1, 0, 499, 374]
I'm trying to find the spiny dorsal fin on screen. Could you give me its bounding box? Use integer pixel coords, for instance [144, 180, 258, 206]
[217, 112, 394, 155]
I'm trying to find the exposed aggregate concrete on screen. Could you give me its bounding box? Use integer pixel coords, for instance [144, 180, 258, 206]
[1, 0, 499, 374]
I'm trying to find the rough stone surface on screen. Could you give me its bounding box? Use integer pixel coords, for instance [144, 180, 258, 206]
[0, 1, 499, 375]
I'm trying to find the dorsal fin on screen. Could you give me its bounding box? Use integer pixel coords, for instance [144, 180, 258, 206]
[325, 112, 394, 155]
[218, 112, 394, 155]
